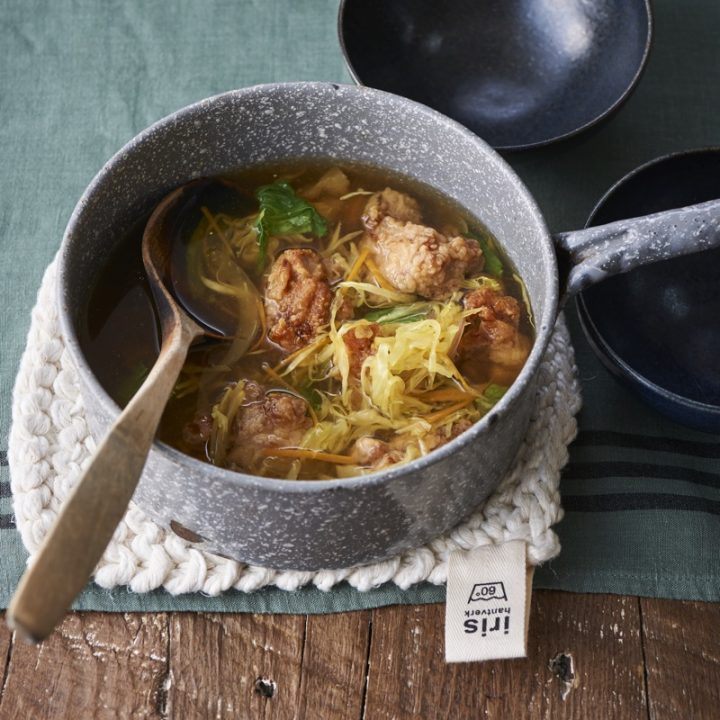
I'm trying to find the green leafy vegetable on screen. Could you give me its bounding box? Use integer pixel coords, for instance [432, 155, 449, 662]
[364, 302, 432, 324]
[476, 383, 508, 412]
[468, 231, 504, 277]
[484, 383, 508, 402]
[255, 212, 268, 269]
[299, 383, 324, 412]
[254, 181, 328, 267]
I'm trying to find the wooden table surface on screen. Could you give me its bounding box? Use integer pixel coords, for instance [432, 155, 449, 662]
[0, 591, 718, 719]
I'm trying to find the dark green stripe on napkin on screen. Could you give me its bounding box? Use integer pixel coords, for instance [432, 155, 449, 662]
[575, 431, 720, 458]
[564, 494, 720, 515]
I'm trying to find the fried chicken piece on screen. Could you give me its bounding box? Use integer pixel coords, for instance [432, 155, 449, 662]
[362, 188, 422, 231]
[352, 416, 475, 470]
[343, 322, 381, 378]
[225, 381, 311, 469]
[363, 217, 482, 299]
[361, 189, 482, 300]
[418, 418, 475, 452]
[351, 437, 403, 469]
[182, 411, 213, 450]
[265, 248, 332, 352]
[457, 287, 531, 379]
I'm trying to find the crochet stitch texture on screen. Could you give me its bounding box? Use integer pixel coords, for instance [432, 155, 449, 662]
[9, 260, 581, 595]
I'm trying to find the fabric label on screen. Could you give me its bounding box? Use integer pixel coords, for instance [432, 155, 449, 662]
[445, 540, 532, 662]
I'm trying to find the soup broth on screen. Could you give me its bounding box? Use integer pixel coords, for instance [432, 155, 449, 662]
[80, 163, 534, 480]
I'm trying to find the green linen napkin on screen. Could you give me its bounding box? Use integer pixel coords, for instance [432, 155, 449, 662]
[1, 0, 719, 611]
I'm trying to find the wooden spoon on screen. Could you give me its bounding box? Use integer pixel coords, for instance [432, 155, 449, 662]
[7, 181, 259, 641]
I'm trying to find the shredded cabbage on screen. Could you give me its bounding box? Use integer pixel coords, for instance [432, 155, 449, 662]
[170, 169, 533, 479]
[210, 380, 246, 465]
[337, 280, 416, 306]
[275, 299, 485, 464]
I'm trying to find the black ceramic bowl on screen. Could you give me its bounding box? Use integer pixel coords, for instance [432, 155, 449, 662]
[577, 148, 720, 432]
[339, 0, 652, 150]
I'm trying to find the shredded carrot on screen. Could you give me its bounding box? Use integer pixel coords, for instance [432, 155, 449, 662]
[364, 256, 395, 291]
[346, 246, 370, 282]
[260, 447, 357, 465]
[274, 335, 330, 372]
[422, 399, 473, 424]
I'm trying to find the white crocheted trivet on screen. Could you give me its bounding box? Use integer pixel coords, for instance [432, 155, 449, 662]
[9, 260, 581, 595]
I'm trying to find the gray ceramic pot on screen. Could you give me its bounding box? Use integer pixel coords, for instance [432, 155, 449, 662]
[58, 83, 720, 570]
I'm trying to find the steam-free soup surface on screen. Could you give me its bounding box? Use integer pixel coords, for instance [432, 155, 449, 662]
[81, 163, 534, 480]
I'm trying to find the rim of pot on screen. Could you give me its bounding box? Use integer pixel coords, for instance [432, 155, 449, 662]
[58, 81, 559, 493]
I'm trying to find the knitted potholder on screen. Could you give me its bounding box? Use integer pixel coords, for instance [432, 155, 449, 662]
[9, 260, 581, 595]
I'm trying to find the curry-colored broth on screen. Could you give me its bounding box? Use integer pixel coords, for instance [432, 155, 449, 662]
[80, 162, 534, 479]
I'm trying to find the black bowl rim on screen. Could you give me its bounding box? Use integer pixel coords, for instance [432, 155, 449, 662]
[337, 0, 654, 152]
[576, 146, 720, 419]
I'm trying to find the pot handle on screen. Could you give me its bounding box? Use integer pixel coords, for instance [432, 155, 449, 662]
[553, 197, 720, 303]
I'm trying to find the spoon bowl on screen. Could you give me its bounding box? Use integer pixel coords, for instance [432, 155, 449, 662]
[144, 179, 261, 346]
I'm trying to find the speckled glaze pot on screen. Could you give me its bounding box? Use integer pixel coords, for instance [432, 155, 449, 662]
[58, 83, 720, 570]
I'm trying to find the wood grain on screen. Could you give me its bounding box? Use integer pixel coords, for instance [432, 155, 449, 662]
[167, 611, 371, 719]
[297, 611, 371, 719]
[2, 595, 720, 719]
[363, 592, 647, 720]
[0, 612, 168, 720]
[166, 612, 306, 719]
[533, 594, 646, 720]
[641, 598, 720, 720]
[0, 614, 12, 706]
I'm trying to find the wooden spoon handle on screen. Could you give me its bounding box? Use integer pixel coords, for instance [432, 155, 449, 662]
[7, 320, 200, 642]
